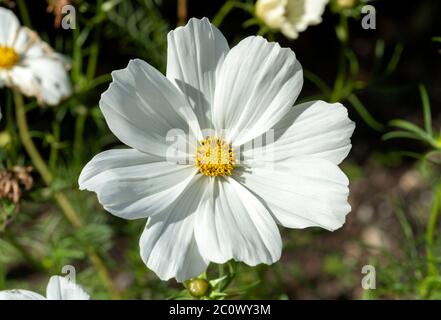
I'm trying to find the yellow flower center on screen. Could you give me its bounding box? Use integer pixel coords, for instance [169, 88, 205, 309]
[195, 136, 234, 177]
[0, 46, 19, 69]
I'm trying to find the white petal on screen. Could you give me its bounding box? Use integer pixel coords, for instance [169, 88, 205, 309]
[14, 28, 71, 62]
[79, 148, 196, 220]
[0, 289, 45, 300]
[212, 36, 303, 146]
[139, 176, 208, 282]
[244, 101, 355, 164]
[167, 17, 229, 130]
[0, 7, 20, 46]
[20, 57, 72, 105]
[20, 31, 71, 67]
[238, 158, 350, 231]
[255, 0, 286, 29]
[46, 276, 90, 300]
[2, 27, 72, 105]
[194, 177, 282, 266]
[100, 59, 200, 157]
[13, 27, 40, 55]
[281, 0, 328, 39]
[5, 66, 40, 97]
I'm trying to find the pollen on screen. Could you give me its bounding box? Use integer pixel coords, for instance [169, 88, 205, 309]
[0, 46, 19, 69]
[195, 136, 234, 177]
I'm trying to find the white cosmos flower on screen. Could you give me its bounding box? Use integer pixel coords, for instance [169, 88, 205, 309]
[79, 18, 355, 282]
[0, 276, 90, 300]
[256, 0, 329, 39]
[0, 7, 71, 105]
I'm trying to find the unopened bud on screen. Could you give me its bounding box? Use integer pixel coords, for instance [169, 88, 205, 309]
[186, 278, 210, 298]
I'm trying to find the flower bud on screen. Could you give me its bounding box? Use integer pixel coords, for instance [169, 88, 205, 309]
[186, 278, 210, 298]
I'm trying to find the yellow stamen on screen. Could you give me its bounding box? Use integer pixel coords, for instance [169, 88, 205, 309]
[0, 46, 19, 69]
[195, 136, 234, 177]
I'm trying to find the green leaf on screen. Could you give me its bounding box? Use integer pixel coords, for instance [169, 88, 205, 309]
[386, 43, 404, 75]
[212, 1, 254, 27]
[389, 119, 437, 147]
[347, 94, 384, 131]
[345, 48, 360, 76]
[304, 70, 332, 95]
[418, 84, 432, 136]
[382, 131, 425, 142]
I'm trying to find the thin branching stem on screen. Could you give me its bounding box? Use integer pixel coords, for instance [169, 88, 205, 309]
[426, 181, 441, 276]
[13, 90, 120, 299]
[16, 0, 32, 28]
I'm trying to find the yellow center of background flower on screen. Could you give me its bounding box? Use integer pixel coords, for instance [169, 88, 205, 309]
[195, 136, 234, 176]
[0, 46, 19, 69]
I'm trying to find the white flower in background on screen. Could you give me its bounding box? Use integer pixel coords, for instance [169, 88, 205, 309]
[79, 18, 354, 282]
[256, 0, 329, 39]
[0, 7, 71, 105]
[0, 276, 90, 300]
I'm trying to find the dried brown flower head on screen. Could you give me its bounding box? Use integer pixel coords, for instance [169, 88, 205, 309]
[46, 0, 73, 28]
[0, 166, 33, 205]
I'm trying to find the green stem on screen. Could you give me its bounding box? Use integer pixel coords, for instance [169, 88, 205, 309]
[17, 0, 32, 28]
[85, 0, 103, 81]
[347, 94, 384, 131]
[304, 70, 332, 96]
[426, 181, 441, 276]
[14, 92, 53, 186]
[330, 46, 347, 103]
[218, 263, 225, 278]
[73, 110, 87, 165]
[49, 122, 60, 172]
[72, 27, 83, 83]
[212, 0, 253, 27]
[219, 261, 237, 293]
[86, 28, 101, 81]
[13, 90, 120, 299]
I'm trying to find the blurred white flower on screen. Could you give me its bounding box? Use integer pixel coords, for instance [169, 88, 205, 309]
[256, 0, 329, 39]
[79, 18, 354, 282]
[0, 276, 90, 300]
[0, 7, 71, 105]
